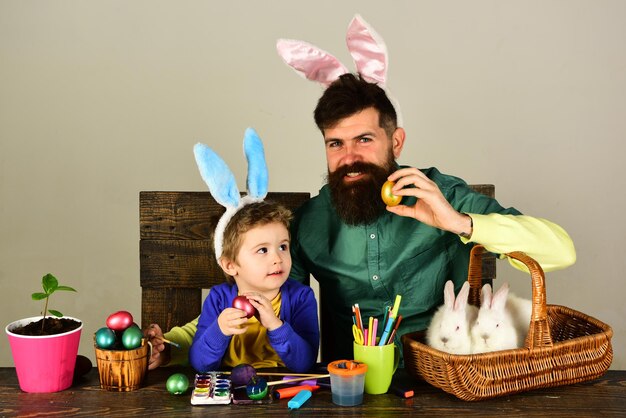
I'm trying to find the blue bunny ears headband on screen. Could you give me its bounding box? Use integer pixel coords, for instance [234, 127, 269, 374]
[193, 127, 268, 260]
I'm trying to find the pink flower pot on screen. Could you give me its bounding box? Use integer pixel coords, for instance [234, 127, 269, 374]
[6, 316, 83, 393]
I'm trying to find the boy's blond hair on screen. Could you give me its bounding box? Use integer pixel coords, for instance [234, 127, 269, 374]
[218, 201, 293, 284]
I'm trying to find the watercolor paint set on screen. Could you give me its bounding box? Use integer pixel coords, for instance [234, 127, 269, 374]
[189, 372, 232, 405]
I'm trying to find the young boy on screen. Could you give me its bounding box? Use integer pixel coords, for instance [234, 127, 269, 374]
[188, 200, 319, 373]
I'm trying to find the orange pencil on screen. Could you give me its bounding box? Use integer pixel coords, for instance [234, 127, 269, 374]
[387, 315, 403, 344]
[354, 304, 364, 331]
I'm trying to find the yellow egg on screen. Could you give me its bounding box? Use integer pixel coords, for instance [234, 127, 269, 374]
[381, 180, 402, 206]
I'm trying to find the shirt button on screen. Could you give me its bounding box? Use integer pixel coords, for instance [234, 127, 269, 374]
[370, 234, 376, 239]
[372, 275, 379, 281]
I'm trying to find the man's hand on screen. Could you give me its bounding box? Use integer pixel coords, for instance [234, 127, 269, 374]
[385, 167, 473, 237]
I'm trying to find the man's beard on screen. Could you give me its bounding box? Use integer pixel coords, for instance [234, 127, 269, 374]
[327, 156, 396, 226]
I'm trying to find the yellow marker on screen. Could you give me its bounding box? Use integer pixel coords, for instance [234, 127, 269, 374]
[368, 316, 374, 346]
[390, 295, 402, 319]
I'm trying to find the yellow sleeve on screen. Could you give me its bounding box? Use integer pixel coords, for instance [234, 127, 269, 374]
[163, 317, 198, 367]
[460, 213, 576, 272]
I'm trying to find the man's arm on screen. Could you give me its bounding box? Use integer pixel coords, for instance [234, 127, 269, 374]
[386, 167, 576, 272]
[462, 213, 576, 272]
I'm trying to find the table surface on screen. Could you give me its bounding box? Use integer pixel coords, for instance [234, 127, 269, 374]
[1, 367, 625, 417]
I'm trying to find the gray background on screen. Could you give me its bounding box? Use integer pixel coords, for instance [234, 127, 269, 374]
[1, 1, 624, 369]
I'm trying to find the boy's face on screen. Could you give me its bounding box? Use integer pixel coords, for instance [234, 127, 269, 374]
[221, 222, 291, 297]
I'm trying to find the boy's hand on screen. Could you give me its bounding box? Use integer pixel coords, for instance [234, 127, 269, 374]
[218, 308, 250, 336]
[144, 324, 171, 370]
[244, 292, 283, 331]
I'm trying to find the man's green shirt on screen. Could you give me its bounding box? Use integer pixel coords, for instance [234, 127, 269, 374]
[289, 167, 520, 362]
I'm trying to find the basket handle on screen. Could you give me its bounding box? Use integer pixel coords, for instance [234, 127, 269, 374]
[467, 245, 553, 349]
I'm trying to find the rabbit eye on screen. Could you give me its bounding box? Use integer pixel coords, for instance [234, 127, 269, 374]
[496, 324, 499, 328]
[455, 326, 460, 331]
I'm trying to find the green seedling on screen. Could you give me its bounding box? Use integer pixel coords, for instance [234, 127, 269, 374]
[31, 273, 77, 331]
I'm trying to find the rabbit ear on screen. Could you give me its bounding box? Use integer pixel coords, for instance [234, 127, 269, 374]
[193, 143, 240, 208]
[346, 14, 403, 126]
[443, 280, 455, 309]
[454, 282, 470, 311]
[243, 127, 268, 199]
[481, 284, 493, 308]
[491, 282, 510, 311]
[346, 14, 388, 86]
[276, 38, 349, 88]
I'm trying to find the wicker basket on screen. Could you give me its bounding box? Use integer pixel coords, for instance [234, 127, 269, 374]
[402, 245, 613, 401]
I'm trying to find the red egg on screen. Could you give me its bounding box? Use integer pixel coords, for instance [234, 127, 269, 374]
[232, 296, 257, 319]
[106, 310, 134, 331]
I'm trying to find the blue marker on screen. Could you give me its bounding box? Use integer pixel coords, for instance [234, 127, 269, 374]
[379, 295, 402, 345]
[378, 315, 395, 346]
[288, 389, 312, 409]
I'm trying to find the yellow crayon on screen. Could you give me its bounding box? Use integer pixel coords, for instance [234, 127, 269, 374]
[390, 295, 402, 319]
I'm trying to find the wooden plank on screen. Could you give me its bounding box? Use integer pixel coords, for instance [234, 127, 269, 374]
[468, 184, 496, 282]
[2, 368, 625, 416]
[140, 191, 311, 240]
[141, 287, 201, 331]
[468, 184, 494, 198]
[140, 240, 222, 288]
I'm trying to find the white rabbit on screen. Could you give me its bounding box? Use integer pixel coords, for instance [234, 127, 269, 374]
[426, 280, 477, 354]
[471, 282, 532, 353]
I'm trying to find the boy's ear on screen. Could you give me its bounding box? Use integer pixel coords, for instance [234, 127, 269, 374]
[218, 257, 238, 277]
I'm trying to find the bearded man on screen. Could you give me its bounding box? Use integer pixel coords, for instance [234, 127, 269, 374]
[289, 73, 576, 362]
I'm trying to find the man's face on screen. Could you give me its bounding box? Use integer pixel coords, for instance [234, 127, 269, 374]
[323, 107, 405, 225]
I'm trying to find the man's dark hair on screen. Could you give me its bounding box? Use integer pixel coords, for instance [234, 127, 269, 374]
[314, 73, 398, 137]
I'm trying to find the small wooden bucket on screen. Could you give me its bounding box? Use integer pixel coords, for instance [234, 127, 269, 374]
[94, 338, 150, 391]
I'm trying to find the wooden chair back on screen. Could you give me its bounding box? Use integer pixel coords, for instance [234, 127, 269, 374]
[139, 185, 495, 358]
[140, 192, 311, 331]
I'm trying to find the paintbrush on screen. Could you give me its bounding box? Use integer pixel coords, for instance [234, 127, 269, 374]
[160, 337, 180, 348]
[234, 374, 331, 389]
[223, 371, 327, 377]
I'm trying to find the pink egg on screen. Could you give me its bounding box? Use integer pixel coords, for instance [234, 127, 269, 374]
[106, 310, 134, 331]
[232, 296, 257, 319]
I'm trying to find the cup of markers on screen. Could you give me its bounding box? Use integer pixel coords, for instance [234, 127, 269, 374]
[351, 295, 402, 394]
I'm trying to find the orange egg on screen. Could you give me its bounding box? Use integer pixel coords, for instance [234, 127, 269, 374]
[381, 180, 402, 206]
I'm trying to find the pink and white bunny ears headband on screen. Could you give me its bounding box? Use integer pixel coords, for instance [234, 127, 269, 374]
[276, 14, 403, 126]
[193, 128, 268, 260]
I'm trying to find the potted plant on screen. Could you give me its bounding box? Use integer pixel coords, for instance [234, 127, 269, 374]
[5, 273, 82, 393]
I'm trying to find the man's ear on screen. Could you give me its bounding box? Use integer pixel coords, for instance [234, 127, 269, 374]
[218, 257, 238, 277]
[391, 127, 406, 159]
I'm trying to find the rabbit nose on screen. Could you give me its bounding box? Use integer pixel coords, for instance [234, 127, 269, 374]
[481, 334, 489, 342]
[440, 337, 448, 344]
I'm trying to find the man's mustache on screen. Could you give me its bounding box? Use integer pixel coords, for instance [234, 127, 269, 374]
[332, 162, 380, 179]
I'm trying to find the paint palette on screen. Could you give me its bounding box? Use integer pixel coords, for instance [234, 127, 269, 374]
[189, 372, 232, 405]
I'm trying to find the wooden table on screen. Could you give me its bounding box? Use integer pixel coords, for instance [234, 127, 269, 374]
[1, 367, 624, 417]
